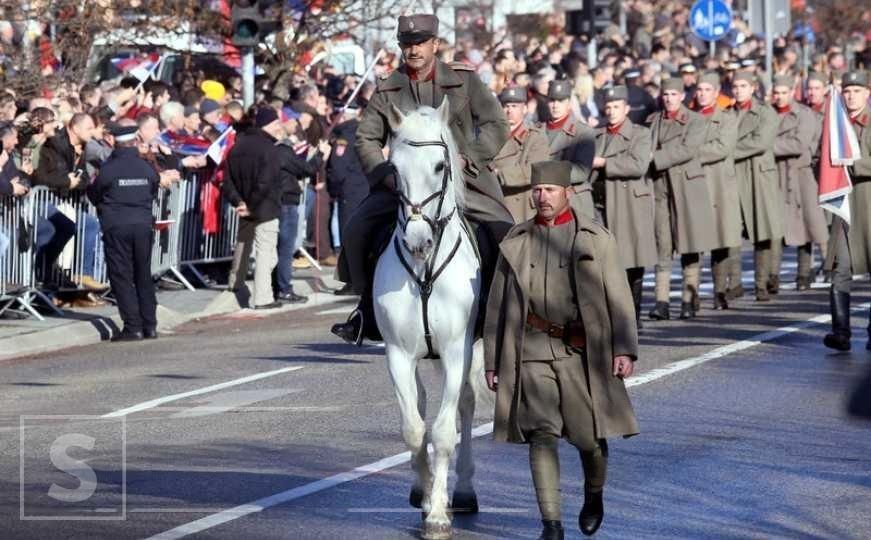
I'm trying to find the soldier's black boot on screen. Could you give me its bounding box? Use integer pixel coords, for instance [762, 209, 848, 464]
[713, 292, 729, 310]
[679, 302, 696, 319]
[331, 291, 382, 346]
[648, 301, 670, 320]
[796, 275, 811, 291]
[767, 275, 780, 295]
[628, 269, 644, 330]
[823, 289, 851, 351]
[579, 491, 604, 536]
[537, 520, 564, 540]
[726, 284, 745, 300]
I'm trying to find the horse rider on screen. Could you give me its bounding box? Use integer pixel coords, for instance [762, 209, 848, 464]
[484, 160, 639, 539]
[491, 86, 550, 223]
[823, 71, 871, 351]
[332, 14, 514, 345]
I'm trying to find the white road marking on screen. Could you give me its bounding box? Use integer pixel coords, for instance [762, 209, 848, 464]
[145, 302, 862, 540]
[317, 306, 355, 316]
[102, 367, 304, 418]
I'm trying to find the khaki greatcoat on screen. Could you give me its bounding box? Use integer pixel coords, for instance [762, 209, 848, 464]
[648, 106, 719, 254]
[773, 103, 829, 247]
[699, 108, 743, 249]
[825, 109, 871, 275]
[591, 120, 657, 269]
[484, 211, 640, 444]
[491, 122, 550, 222]
[732, 99, 784, 243]
[546, 117, 596, 219]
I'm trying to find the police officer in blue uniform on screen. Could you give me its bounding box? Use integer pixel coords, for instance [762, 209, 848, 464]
[87, 124, 161, 342]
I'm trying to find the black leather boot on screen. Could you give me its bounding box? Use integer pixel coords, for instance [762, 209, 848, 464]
[823, 289, 851, 351]
[725, 284, 745, 300]
[537, 520, 564, 540]
[767, 275, 780, 295]
[630, 275, 644, 329]
[648, 301, 670, 320]
[796, 275, 811, 291]
[331, 309, 364, 346]
[713, 292, 729, 310]
[579, 491, 604, 536]
[679, 302, 696, 319]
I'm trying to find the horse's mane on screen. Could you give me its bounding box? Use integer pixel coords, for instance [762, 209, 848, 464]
[391, 106, 466, 212]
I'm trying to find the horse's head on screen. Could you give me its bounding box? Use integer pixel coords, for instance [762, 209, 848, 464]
[388, 97, 462, 261]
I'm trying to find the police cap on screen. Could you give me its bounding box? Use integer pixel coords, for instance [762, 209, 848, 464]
[108, 123, 138, 142]
[397, 14, 439, 45]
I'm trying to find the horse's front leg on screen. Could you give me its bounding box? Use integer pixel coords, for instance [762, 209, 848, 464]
[423, 341, 467, 539]
[385, 346, 431, 511]
[452, 341, 478, 513]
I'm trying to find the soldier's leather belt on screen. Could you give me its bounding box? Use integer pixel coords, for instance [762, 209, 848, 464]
[526, 312, 586, 349]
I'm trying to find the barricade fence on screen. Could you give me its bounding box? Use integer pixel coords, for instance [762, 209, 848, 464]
[0, 168, 242, 319]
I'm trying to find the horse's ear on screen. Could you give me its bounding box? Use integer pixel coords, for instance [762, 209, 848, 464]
[436, 96, 451, 125]
[386, 104, 406, 131]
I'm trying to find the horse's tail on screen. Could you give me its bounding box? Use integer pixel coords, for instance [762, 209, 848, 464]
[469, 339, 495, 412]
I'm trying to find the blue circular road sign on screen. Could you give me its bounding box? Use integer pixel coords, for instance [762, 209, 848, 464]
[690, 0, 733, 42]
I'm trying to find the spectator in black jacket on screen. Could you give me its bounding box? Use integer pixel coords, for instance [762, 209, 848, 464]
[273, 108, 331, 304]
[1, 123, 30, 267]
[326, 108, 368, 296]
[223, 106, 286, 310]
[32, 113, 105, 290]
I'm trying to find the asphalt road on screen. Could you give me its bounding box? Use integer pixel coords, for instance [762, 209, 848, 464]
[2, 250, 870, 539]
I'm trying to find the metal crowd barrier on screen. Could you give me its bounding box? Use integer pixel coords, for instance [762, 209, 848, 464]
[150, 177, 195, 290]
[176, 170, 240, 286]
[0, 193, 62, 320]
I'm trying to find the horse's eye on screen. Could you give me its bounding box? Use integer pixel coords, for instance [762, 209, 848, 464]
[434, 161, 445, 173]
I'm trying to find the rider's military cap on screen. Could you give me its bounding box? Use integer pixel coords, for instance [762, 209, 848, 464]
[546, 80, 572, 100]
[498, 86, 527, 104]
[531, 161, 572, 188]
[603, 85, 628, 103]
[842, 71, 869, 89]
[397, 14, 439, 45]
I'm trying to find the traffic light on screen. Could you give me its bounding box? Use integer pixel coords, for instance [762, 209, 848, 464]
[566, 0, 613, 37]
[231, 0, 282, 47]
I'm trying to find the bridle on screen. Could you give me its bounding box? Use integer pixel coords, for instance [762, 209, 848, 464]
[392, 135, 463, 359]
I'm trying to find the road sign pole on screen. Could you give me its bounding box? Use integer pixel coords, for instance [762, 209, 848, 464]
[763, 0, 774, 94]
[242, 48, 255, 108]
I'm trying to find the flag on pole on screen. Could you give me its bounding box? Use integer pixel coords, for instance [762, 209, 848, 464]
[111, 53, 163, 82]
[818, 86, 861, 224]
[207, 126, 236, 165]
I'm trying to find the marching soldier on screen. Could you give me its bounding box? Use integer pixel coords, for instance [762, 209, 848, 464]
[484, 160, 639, 539]
[648, 78, 718, 320]
[543, 79, 596, 219]
[491, 86, 550, 222]
[731, 71, 783, 302]
[589, 86, 656, 325]
[771, 74, 829, 292]
[823, 71, 871, 351]
[332, 14, 513, 344]
[695, 71, 742, 309]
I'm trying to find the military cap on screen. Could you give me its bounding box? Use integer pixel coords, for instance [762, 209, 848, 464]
[498, 86, 527, 104]
[732, 71, 756, 84]
[679, 62, 697, 74]
[661, 77, 684, 93]
[531, 161, 572, 187]
[772, 74, 795, 89]
[547, 79, 572, 100]
[842, 71, 869, 89]
[806, 71, 828, 85]
[108, 123, 138, 142]
[397, 14, 438, 44]
[603, 85, 629, 103]
[698, 71, 721, 88]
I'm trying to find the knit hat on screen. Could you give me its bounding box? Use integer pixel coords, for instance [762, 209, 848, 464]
[199, 98, 221, 116]
[200, 80, 226, 101]
[254, 106, 279, 128]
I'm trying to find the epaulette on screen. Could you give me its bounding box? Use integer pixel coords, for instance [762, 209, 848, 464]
[449, 61, 474, 72]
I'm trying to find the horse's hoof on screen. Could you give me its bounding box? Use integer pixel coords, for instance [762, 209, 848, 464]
[451, 491, 478, 514]
[420, 521, 452, 540]
[409, 486, 424, 508]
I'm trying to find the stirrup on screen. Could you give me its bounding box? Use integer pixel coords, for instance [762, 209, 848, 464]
[331, 309, 365, 347]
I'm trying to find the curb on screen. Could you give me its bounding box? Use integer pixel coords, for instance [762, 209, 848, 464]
[0, 285, 349, 363]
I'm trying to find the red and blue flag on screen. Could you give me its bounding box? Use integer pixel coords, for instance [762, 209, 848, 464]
[818, 86, 862, 224]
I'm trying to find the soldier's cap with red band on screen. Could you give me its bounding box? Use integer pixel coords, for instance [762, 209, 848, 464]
[397, 14, 439, 45]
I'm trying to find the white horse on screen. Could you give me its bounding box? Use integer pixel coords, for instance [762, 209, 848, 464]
[373, 98, 489, 540]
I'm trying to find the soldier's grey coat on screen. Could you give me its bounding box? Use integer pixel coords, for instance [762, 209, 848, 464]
[733, 99, 784, 243]
[492, 122, 550, 222]
[648, 106, 719, 254]
[773, 103, 829, 247]
[546, 117, 596, 218]
[484, 211, 640, 444]
[591, 120, 657, 269]
[699, 108, 743, 249]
